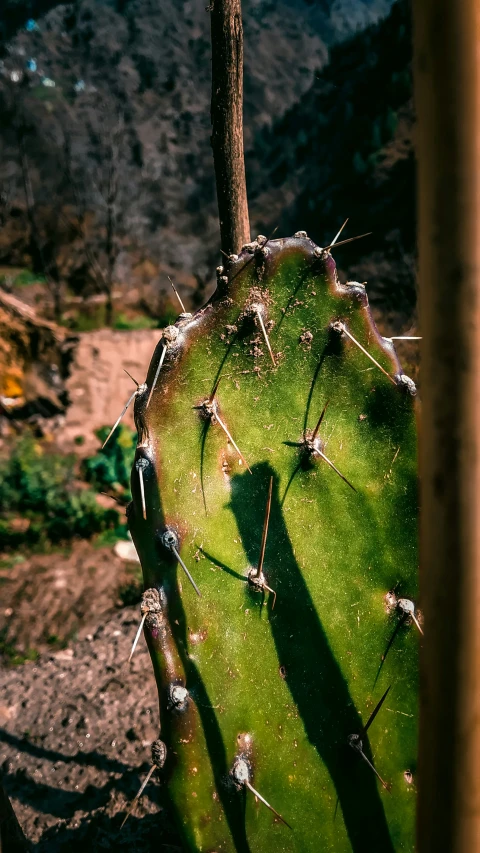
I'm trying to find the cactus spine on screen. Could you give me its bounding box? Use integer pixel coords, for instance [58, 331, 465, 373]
[127, 234, 418, 851]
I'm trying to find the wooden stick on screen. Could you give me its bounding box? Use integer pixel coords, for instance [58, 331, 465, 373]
[210, 0, 250, 255]
[414, 0, 480, 849]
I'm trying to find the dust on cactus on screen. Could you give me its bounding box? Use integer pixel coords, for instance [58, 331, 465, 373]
[120, 231, 419, 851]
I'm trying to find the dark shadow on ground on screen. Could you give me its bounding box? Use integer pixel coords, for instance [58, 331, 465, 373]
[32, 806, 181, 852]
[0, 729, 135, 776]
[1, 759, 156, 821]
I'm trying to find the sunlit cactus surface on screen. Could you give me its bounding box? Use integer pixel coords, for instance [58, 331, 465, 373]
[125, 233, 418, 852]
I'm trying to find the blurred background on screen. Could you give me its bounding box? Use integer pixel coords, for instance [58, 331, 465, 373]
[0, 1, 418, 849]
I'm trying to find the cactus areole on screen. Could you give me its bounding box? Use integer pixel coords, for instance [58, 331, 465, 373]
[127, 234, 419, 852]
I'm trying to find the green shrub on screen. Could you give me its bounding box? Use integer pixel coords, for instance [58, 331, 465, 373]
[0, 629, 39, 666]
[83, 423, 136, 500]
[113, 313, 157, 331]
[13, 269, 47, 287]
[0, 435, 119, 550]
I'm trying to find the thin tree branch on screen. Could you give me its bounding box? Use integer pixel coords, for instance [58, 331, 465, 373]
[210, 0, 250, 255]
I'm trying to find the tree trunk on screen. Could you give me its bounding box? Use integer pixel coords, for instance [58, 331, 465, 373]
[210, 0, 250, 256]
[414, 1, 480, 850]
[104, 141, 118, 327]
[18, 126, 63, 322]
[52, 279, 62, 324]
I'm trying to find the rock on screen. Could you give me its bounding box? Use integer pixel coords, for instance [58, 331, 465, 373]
[59, 327, 160, 456]
[113, 540, 140, 564]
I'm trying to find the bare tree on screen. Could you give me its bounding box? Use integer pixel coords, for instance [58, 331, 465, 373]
[62, 115, 123, 326]
[102, 119, 121, 326]
[0, 13, 125, 326]
[17, 114, 63, 321]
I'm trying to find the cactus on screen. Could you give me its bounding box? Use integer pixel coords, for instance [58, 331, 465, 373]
[126, 233, 418, 852]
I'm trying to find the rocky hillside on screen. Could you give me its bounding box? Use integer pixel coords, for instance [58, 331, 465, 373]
[249, 0, 415, 321]
[0, 0, 397, 309]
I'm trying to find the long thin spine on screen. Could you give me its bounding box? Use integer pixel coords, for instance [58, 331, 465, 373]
[245, 780, 292, 829]
[171, 545, 201, 597]
[138, 466, 147, 520]
[411, 612, 424, 636]
[355, 749, 390, 792]
[339, 325, 396, 385]
[214, 412, 252, 473]
[102, 389, 137, 449]
[318, 451, 356, 492]
[123, 368, 140, 386]
[128, 613, 147, 663]
[254, 477, 273, 579]
[255, 309, 276, 366]
[146, 343, 167, 409]
[168, 275, 186, 313]
[258, 225, 279, 245]
[120, 764, 156, 829]
[330, 218, 349, 247]
[322, 232, 372, 251]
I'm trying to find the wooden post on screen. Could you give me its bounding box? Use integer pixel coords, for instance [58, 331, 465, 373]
[210, 0, 250, 256]
[414, 1, 480, 849]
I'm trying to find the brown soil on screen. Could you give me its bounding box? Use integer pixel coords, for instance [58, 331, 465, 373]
[0, 604, 183, 851]
[0, 306, 189, 849]
[0, 538, 138, 659]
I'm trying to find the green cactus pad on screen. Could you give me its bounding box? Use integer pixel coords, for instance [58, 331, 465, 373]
[128, 235, 418, 852]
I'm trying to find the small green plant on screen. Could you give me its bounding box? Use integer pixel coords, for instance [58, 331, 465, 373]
[0, 628, 39, 666]
[12, 269, 47, 287]
[83, 424, 137, 501]
[113, 313, 158, 331]
[0, 434, 119, 550]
